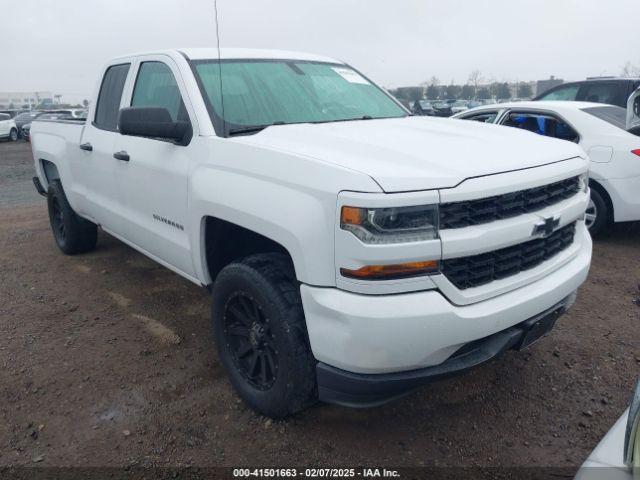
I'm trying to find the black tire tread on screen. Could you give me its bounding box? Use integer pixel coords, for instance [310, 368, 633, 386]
[588, 187, 611, 237]
[213, 253, 317, 417]
[47, 180, 98, 254]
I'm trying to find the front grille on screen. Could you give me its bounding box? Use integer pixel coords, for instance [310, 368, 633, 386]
[440, 176, 580, 229]
[442, 222, 576, 290]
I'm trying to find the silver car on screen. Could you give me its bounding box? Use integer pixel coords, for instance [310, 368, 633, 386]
[575, 378, 640, 479]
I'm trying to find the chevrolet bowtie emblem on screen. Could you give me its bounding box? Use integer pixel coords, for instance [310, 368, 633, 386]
[533, 217, 560, 237]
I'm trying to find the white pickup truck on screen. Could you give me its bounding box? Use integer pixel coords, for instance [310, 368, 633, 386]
[31, 48, 592, 418]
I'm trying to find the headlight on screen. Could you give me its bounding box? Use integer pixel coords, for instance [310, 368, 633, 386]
[624, 379, 640, 470]
[578, 172, 589, 193]
[340, 204, 438, 244]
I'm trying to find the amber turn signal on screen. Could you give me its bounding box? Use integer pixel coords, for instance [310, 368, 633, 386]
[341, 260, 439, 280]
[341, 206, 363, 226]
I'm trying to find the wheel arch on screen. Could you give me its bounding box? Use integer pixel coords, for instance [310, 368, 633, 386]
[589, 178, 614, 222]
[201, 216, 295, 286]
[188, 164, 339, 288]
[39, 159, 61, 189]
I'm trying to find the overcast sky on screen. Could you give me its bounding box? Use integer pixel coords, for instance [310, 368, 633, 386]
[1, 0, 639, 103]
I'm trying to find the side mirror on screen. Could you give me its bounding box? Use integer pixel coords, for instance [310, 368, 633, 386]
[118, 107, 191, 145]
[634, 97, 640, 116]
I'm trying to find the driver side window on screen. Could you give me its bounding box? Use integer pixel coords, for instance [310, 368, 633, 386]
[131, 62, 189, 122]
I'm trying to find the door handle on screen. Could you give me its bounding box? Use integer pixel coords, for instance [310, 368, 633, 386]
[79, 142, 93, 151]
[113, 151, 130, 162]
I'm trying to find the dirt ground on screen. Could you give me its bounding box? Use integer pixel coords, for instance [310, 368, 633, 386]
[1, 141, 639, 472]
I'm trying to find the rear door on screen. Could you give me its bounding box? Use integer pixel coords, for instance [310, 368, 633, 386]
[112, 55, 197, 278]
[72, 62, 132, 228]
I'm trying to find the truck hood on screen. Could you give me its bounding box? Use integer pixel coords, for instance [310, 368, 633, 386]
[235, 116, 584, 192]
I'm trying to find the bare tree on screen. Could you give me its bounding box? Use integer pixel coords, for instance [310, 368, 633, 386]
[621, 61, 640, 78]
[54, 94, 62, 105]
[468, 70, 482, 98]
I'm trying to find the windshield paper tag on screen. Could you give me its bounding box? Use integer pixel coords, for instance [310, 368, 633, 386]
[332, 67, 370, 85]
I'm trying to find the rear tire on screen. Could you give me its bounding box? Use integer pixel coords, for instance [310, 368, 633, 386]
[9, 128, 18, 142]
[47, 180, 98, 254]
[211, 253, 317, 418]
[586, 187, 610, 237]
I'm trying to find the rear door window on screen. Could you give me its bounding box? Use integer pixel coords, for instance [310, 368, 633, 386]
[501, 111, 579, 143]
[94, 63, 130, 131]
[537, 84, 580, 101]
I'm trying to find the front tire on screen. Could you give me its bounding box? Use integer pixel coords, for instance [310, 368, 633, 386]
[47, 180, 98, 254]
[586, 187, 610, 237]
[212, 253, 317, 418]
[9, 128, 18, 142]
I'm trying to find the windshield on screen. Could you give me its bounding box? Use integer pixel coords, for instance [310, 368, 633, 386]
[192, 60, 407, 135]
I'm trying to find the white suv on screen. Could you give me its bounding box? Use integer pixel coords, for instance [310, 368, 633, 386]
[0, 113, 18, 141]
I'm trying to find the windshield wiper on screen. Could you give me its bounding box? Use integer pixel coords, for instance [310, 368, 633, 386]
[228, 121, 285, 136]
[311, 115, 401, 125]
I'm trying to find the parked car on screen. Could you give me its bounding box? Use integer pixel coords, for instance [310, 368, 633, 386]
[574, 378, 639, 480]
[21, 123, 32, 142]
[22, 112, 72, 142]
[31, 48, 592, 418]
[48, 108, 87, 118]
[431, 100, 453, 117]
[0, 113, 19, 141]
[13, 111, 42, 138]
[535, 77, 640, 109]
[453, 100, 640, 235]
[450, 100, 469, 114]
[412, 100, 435, 116]
[0, 109, 24, 119]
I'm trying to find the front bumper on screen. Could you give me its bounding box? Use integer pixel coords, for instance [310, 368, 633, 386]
[300, 221, 591, 402]
[317, 295, 572, 407]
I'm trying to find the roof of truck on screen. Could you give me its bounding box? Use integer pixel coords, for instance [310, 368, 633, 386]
[113, 48, 343, 64]
[109, 48, 344, 64]
[182, 48, 343, 63]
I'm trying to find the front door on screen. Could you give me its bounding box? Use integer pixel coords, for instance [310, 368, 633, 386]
[112, 56, 196, 278]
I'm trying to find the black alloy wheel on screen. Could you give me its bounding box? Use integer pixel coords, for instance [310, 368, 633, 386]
[223, 292, 279, 390]
[50, 196, 66, 244]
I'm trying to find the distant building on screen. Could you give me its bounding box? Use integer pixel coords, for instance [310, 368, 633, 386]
[536, 76, 563, 96]
[0, 91, 53, 110]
